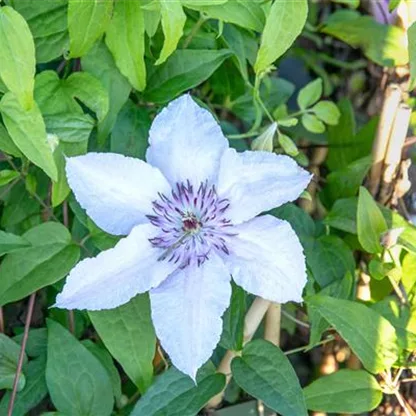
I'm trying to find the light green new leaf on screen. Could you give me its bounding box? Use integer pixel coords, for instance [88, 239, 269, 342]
[298, 79, 323, 110]
[105, 0, 146, 91]
[312, 101, 340, 125]
[64, 72, 109, 122]
[408, 22, 416, 90]
[304, 370, 383, 413]
[357, 186, 388, 253]
[46, 319, 114, 416]
[0, 333, 27, 391]
[0, 6, 35, 109]
[0, 355, 47, 416]
[307, 296, 399, 373]
[0, 222, 80, 306]
[89, 294, 155, 392]
[231, 340, 308, 416]
[302, 113, 326, 134]
[0, 230, 30, 256]
[255, 0, 308, 74]
[82, 41, 131, 145]
[0, 92, 57, 181]
[0, 170, 19, 187]
[156, 0, 186, 65]
[68, 0, 113, 57]
[145, 49, 232, 103]
[9, 0, 69, 63]
[184, 0, 264, 32]
[131, 362, 225, 416]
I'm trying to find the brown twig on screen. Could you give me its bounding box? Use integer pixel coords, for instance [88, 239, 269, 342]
[7, 293, 36, 416]
[0, 307, 4, 333]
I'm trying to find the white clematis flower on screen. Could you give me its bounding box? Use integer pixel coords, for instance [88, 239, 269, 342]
[55, 95, 312, 380]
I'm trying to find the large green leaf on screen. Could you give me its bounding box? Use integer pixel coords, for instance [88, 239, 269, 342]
[307, 296, 399, 373]
[68, 0, 113, 57]
[322, 10, 408, 67]
[255, 0, 308, 74]
[157, 0, 186, 65]
[131, 362, 225, 416]
[8, 0, 69, 63]
[89, 294, 156, 392]
[0, 123, 22, 157]
[82, 41, 131, 145]
[0, 333, 28, 391]
[0, 230, 30, 256]
[46, 319, 114, 416]
[110, 100, 150, 160]
[409, 22, 416, 90]
[0, 6, 35, 109]
[144, 49, 232, 103]
[0, 355, 47, 416]
[183, 0, 264, 32]
[0, 92, 57, 181]
[231, 340, 307, 416]
[304, 370, 383, 413]
[105, 0, 146, 91]
[0, 222, 80, 306]
[44, 113, 95, 144]
[357, 186, 388, 254]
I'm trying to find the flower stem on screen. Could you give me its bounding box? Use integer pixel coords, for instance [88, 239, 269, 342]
[264, 303, 281, 346]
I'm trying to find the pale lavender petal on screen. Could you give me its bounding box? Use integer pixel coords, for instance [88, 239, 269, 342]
[217, 149, 312, 224]
[146, 95, 228, 187]
[149, 255, 231, 380]
[55, 224, 177, 311]
[225, 215, 307, 303]
[66, 152, 171, 236]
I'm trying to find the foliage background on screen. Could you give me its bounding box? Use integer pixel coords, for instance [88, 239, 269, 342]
[0, 0, 415, 415]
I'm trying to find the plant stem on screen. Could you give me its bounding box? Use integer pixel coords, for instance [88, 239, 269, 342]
[264, 303, 281, 346]
[206, 297, 271, 408]
[0, 307, 4, 333]
[7, 293, 36, 416]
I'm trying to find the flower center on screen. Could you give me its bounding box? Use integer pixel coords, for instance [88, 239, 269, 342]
[147, 181, 234, 267]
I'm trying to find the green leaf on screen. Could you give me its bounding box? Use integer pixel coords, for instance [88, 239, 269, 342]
[312, 101, 340, 125]
[144, 49, 232, 103]
[184, 0, 265, 32]
[110, 100, 150, 160]
[408, 22, 416, 90]
[231, 340, 307, 416]
[68, 0, 113, 57]
[0, 333, 27, 391]
[0, 230, 30, 256]
[298, 79, 323, 110]
[0, 123, 22, 157]
[46, 319, 114, 416]
[251, 122, 276, 153]
[44, 113, 95, 143]
[304, 370, 383, 413]
[402, 252, 416, 296]
[0, 222, 80, 306]
[9, 0, 69, 63]
[307, 296, 399, 373]
[357, 187, 388, 254]
[64, 72, 109, 122]
[278, 133, 299, 156]
[156, 0, 186, 65]
[14, 328, 48, 358]
[82, 41, 131, 145]
[131, 362, 225, 416]
[322, 10, 408, 67]
[0, 92, 57, 181]
[0, 6, 35, 109]
[301, 113, 325, 134]
[255, 0, 307, 73]
[220, 283, 246, 350]
[89, 294, 156, 392]
[307, 235, 355, 287]
[0, 170, 19, 187]
[105, 0, 146, 91]
[0, 355, 47, 416]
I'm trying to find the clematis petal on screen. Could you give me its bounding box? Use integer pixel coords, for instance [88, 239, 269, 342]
[146, 95, 228, 186]
[217, 149, 312, 224]
[226, 215, 307, 304]
[66, 152, 171, 236]
[149, 255, 231, 380]
[55, 224, 176, 311]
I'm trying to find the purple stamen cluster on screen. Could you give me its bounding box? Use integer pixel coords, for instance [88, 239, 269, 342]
[147, 181, 234, 267]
